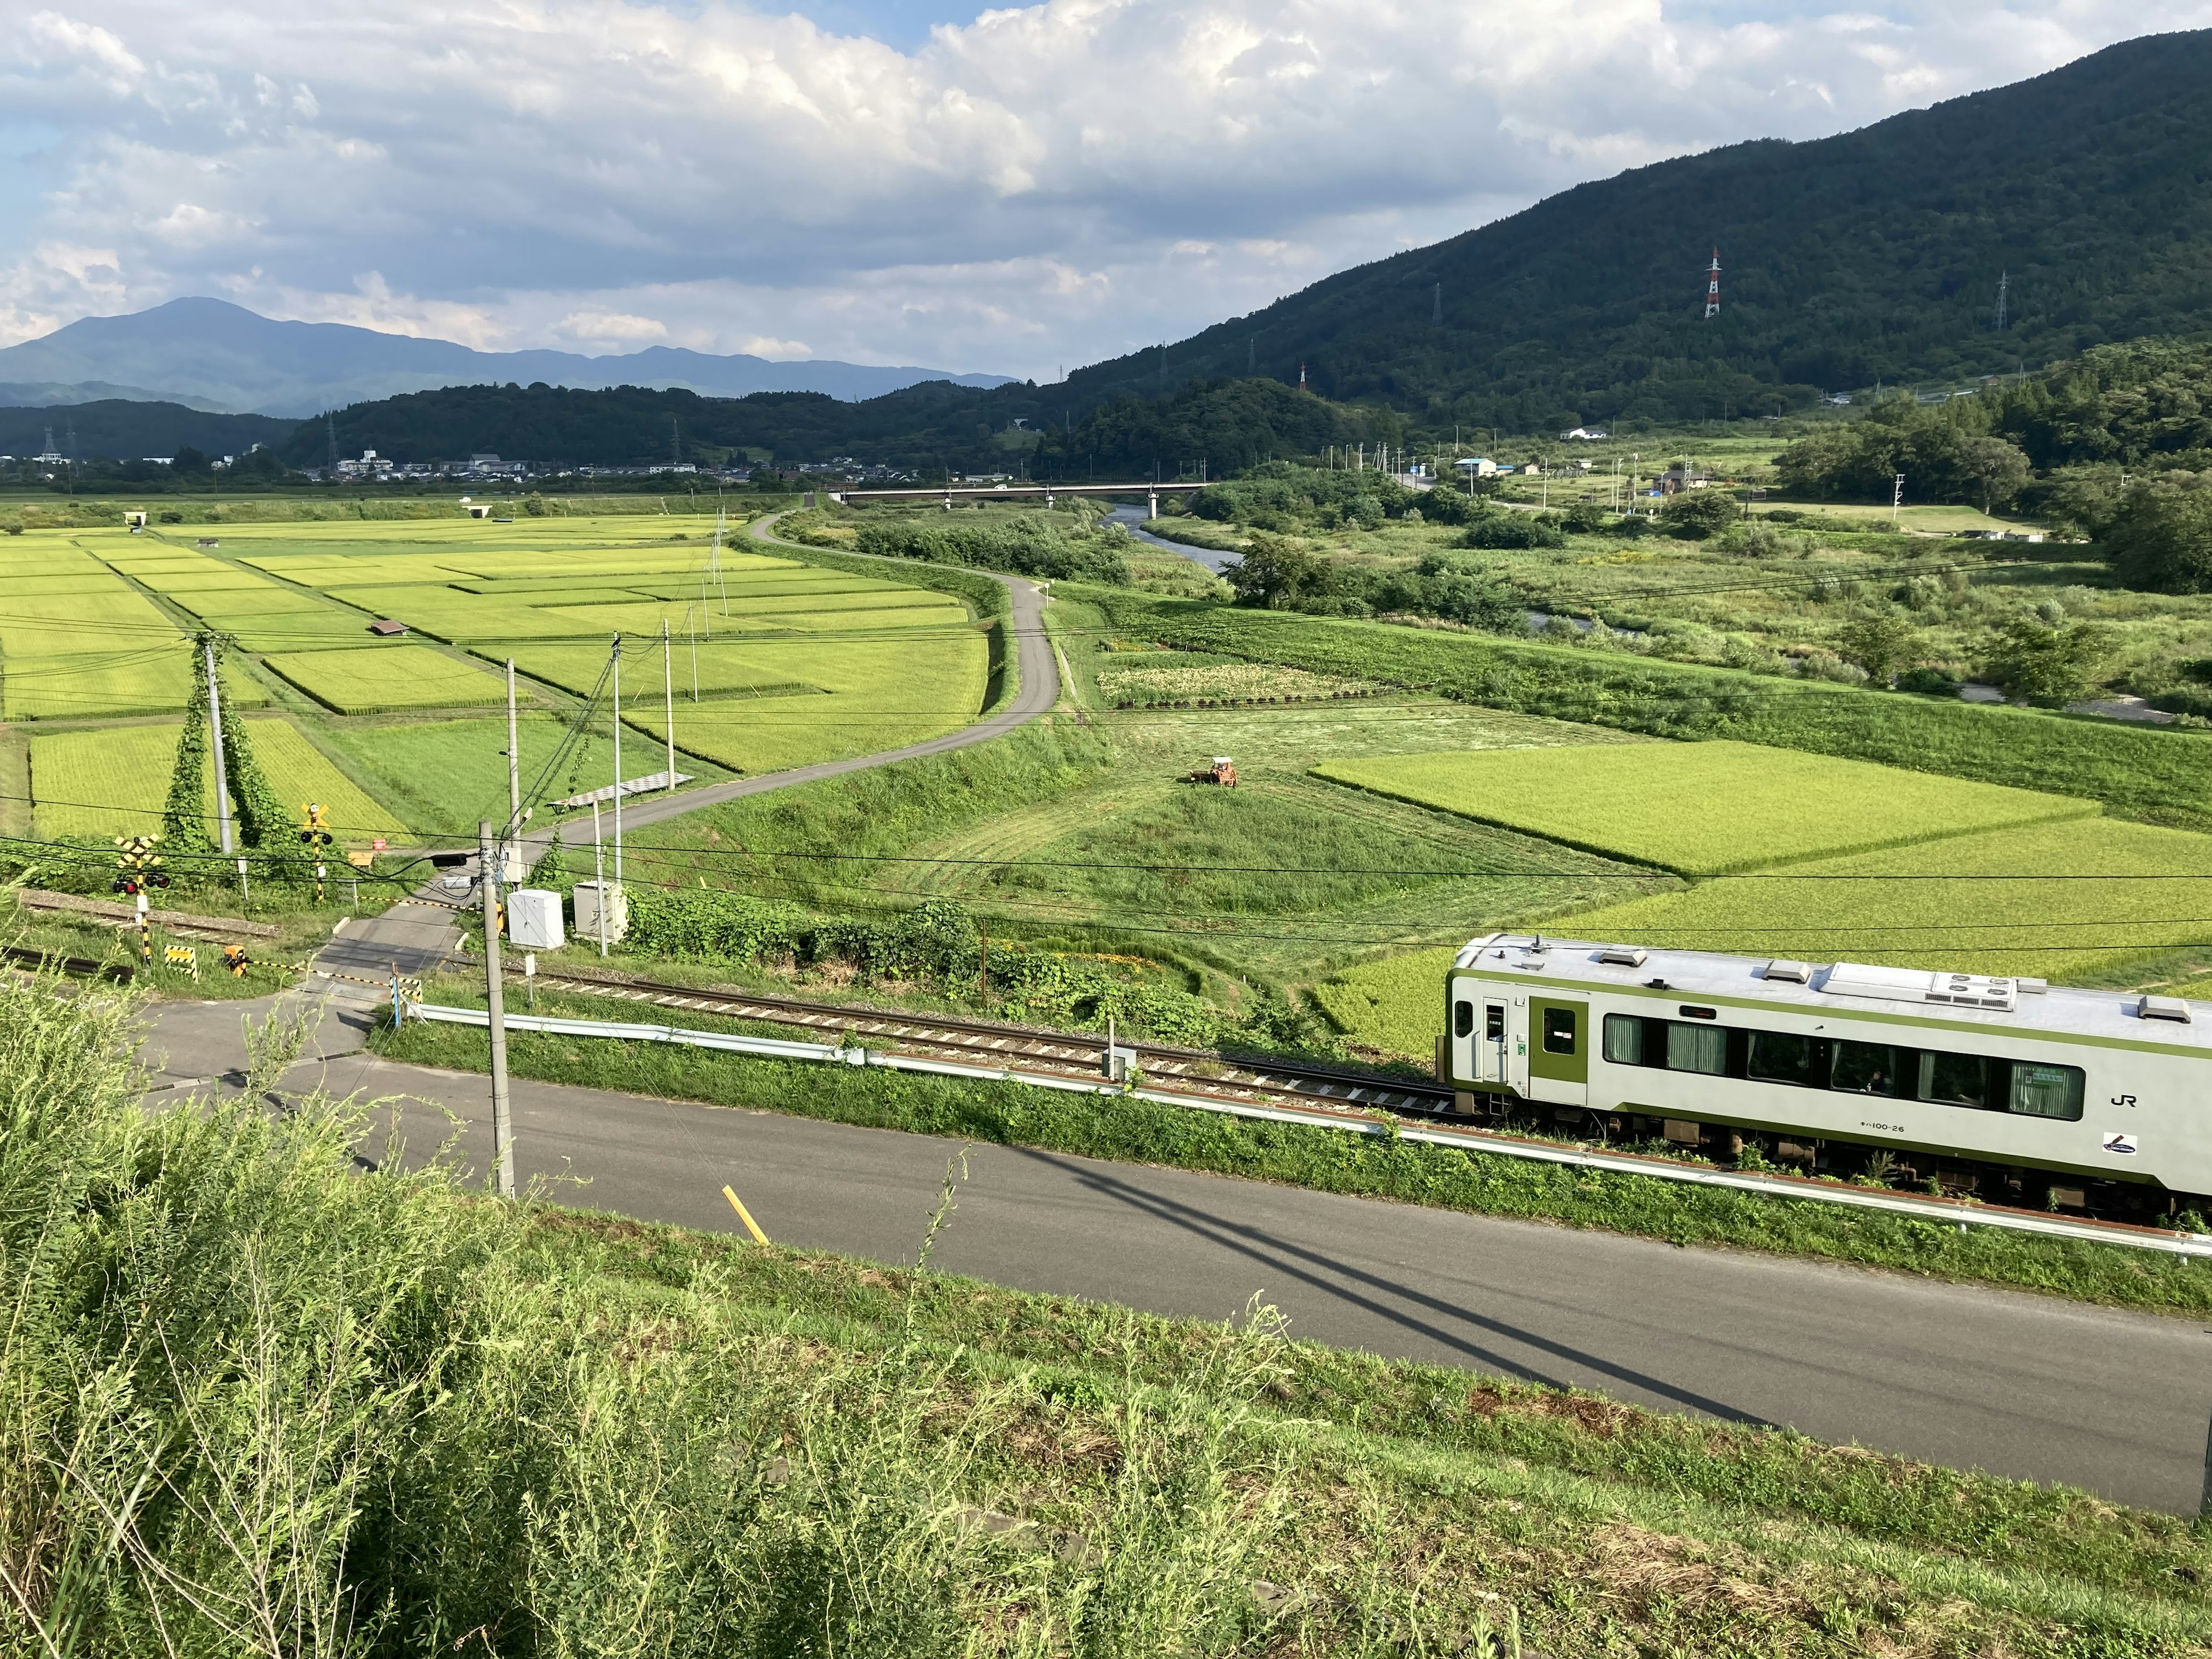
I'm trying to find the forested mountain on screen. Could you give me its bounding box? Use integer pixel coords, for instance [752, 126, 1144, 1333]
[267, 374, 1376, 477]
[0, 401, 293, 462]
[1061, 31, 2212, 431]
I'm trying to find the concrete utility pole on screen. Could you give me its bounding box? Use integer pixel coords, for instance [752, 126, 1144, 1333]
[479, 819, 515, 1199]
[610, 635, 623, 891]
[505, 658, 520, 831]
[662, 620, 676, 794]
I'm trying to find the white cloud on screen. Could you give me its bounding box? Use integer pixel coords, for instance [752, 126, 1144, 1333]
[0, 0, 2201, 370]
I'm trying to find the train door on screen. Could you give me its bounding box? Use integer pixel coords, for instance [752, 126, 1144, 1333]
[1472, 995, 1516, 1088]
[1527, 997, 1589, 1107]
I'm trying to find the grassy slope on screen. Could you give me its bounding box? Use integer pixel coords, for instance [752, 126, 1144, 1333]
[377, 981, 2212, 1320]
[1313, 740, 2097, 876]
[15, 962, 2204, 1656]
[534, 1210, 2212, 1657]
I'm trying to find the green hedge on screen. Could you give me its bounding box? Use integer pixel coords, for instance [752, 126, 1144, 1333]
[1082, 590, 2212, 827]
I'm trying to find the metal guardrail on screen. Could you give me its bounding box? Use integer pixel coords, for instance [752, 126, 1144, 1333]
[409, 1001, 2212, 1259]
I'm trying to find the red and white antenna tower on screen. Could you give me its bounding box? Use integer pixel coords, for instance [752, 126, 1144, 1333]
[1704, 249, 1721, 319]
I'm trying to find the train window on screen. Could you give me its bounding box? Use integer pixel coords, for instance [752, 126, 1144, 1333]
[2007, 1061, 2085, 1121]
[1665, 1021, 1726, 1075]
[1542, 1007, 1577, 1054]
[1917, 1050, 1990, 1110]
[1453, 1000, 1474, 1039]
[1747, 1031, 1816, 1086]
[1831, 1040, 1900, 1097]
[1603, 1013, 1644, 1064]
[1486, 1005, 1505, 1040]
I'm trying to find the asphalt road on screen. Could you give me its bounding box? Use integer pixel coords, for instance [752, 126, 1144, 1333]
[141, 992, 2212, 1516]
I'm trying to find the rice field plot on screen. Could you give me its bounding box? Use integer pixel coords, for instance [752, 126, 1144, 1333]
[1313, 947, 1457, 1060]
[1312, 740, 2097, 876]
[1559, 814, 2212, 984]
[30, 717, 403, 842]
[0, 588, 183, 660]
[0, 574, 147, 596]
[618, 630, 989, 775]
[262, 645, 508, 713]
[499, 640, 820, 700]
[2, 650, 269, 721]
[127, 567, 293, 594]
[319, 588, 612, 642]
[312, 713, 690, 833]
[543, 591, 956, 634]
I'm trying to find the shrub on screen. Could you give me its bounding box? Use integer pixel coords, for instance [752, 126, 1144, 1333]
[1984, 616, 2109, 705]
[855, 516, 1129, 584]
[1656, 489, 1740, 539]
[1461, 514, 1563, 550]
[2102, 482, 2212, 593]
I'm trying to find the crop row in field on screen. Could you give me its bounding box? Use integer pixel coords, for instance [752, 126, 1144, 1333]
[30, 717, 406, 841]
[1093, 660, 1377, 707]
[262, 645, 509, 713]
[1313, 740, 2099, 876]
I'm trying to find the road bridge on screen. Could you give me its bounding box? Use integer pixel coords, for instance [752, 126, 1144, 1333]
[831, 480, 1221, 518]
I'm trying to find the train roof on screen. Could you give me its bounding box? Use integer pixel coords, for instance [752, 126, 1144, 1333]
[1451, 933, 2212, 1050]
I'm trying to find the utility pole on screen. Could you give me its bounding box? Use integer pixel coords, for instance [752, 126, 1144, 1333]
[591, 800, 608, 957]
[478, 819, 516, 1199]
[505, 658, 520, 831]
[610, 635, 623, 893]
[662, 619, 676, 794]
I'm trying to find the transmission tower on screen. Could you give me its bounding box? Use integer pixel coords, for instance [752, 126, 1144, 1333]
[1432, 282, 1442, 326]
[1994, 270, 2009, 331]
[1704, 249, 1721, 320]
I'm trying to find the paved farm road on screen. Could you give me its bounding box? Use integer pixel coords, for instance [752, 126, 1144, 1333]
[142, 994, 2212, 1517]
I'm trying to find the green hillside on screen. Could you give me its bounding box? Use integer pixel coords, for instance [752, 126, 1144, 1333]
[1053, 31, 2212, 432]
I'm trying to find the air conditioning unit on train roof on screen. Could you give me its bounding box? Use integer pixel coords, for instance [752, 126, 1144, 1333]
[1819, 963, 2017, 1012]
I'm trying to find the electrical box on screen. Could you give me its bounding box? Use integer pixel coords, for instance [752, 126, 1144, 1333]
[508, 888, 565, 951]
[571, 881, 627, 944]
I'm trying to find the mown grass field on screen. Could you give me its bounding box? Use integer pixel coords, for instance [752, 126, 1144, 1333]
[30, 715, 407, 841]
[262, 643, 508, 713]
[1313, 738, 2099, 875]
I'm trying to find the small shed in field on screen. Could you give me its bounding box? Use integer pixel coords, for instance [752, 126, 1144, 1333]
[369, 619, 408, 637]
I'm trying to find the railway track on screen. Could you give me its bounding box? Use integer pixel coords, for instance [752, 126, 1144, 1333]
[525, 966, 1455, 1121]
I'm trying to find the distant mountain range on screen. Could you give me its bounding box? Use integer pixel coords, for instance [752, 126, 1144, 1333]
[0, 298, 1016, 418]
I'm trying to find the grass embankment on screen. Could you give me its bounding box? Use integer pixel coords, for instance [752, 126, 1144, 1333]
[10, 978, 2206, 1653]
[377, 979, 2212, 1320]
[1081, 589, 2212, 830]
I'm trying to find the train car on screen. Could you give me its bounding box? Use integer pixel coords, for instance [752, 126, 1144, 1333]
[1441, 933, 2212, 1218]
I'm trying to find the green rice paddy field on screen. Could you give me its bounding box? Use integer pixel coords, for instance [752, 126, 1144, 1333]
[0, 516, 992, 840]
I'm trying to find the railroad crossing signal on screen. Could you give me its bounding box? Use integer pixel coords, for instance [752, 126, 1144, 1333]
[299, 801, 332, 902]
[113, 835, 167, 963]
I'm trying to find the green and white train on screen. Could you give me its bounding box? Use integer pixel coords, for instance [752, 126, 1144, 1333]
[1442, 933, 2212, 1217]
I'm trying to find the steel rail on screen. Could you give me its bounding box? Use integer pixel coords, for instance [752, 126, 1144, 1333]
[408, 999, 2212, 1259]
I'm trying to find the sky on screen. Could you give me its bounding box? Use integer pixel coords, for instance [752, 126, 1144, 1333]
[1, 0, 2208, 378]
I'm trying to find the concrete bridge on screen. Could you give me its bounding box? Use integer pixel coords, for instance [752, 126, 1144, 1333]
[829, 480, 1219, 520]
